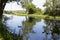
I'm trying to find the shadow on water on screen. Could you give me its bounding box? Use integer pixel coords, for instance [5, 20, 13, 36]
[0, 14, 60, 40]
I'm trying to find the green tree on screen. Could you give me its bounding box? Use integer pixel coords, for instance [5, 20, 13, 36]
[25, 4, 36, 14]
[44, 0, 59, 16]
[20, 0, 34, 14]
[34, 8, 43, 15]
[20, 0, 33, 8]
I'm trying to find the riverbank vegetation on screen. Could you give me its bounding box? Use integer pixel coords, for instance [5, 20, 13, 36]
[0, 0, 60, 40]
[3, 0, 60, 21]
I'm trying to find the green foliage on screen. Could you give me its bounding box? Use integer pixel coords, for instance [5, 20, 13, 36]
[25, 4, 43, 14]
[34, 8, 43, 15]
[44, 0, 60, 16]
[21, 0, 33, 8]
[25, 4, 35, 9]
[24, 4, 36, 14]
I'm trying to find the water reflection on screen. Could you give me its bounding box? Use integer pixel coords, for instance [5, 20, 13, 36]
[21, 17, 36, 40]
[43, 19, 60, 40]
[0, 14, 60, 40]
[0, 16, 14, 40]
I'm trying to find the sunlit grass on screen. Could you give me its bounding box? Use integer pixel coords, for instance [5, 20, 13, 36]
[4, 11, 60, 21]
[0, 34, 3, 40]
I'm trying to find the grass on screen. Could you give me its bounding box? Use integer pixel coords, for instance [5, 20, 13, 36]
[0, 37, 3, 40]
[0, 34, 3, 40]
[4, 11, 60, 21]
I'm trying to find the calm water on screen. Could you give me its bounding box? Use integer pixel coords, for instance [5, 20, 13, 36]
[0, 14, 60, 40]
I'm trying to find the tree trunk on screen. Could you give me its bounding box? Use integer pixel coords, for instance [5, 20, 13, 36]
[0, 0, 7, 18]
[0, 10, 3, 18]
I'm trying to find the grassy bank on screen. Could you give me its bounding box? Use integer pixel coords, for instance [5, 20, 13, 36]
[4, 11, 60, 21]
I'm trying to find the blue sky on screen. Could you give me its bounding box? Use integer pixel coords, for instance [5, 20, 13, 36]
[4, 0, 46, 11]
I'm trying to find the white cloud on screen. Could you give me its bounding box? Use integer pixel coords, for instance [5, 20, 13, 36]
[32, 0, 46, 10]
[4, 0, 46, 11]
[4, 2, 25, 11]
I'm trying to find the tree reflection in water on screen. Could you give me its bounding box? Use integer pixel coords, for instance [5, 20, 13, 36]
[0, 15, 21, 40]
[1, 16, 37, 40]
[1, 15, 60, 40]
[43, 19, 60, 40]
[19, 16, 36, 40]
